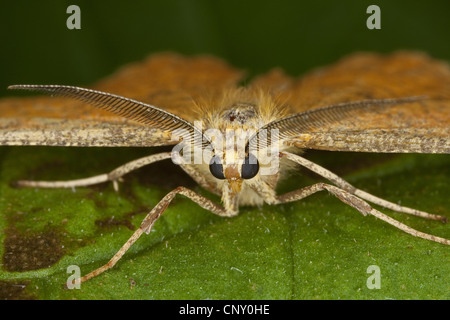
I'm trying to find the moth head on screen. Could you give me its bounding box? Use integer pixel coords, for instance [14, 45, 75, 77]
[209, 152, 259, 192]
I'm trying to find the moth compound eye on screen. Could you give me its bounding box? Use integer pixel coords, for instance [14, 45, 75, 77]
[209, 155, 225, 180]
[241, 154, 259, 179]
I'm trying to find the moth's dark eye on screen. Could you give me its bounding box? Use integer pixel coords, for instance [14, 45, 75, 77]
[209, 155, 225, 180]
[241, 154, 259, 179]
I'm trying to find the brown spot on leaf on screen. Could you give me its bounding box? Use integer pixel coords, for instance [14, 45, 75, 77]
[2, 227, 65, 272]
[95, 205, 150, 231]
[0, 280, 36, 300]
[95, 216, 135, 231]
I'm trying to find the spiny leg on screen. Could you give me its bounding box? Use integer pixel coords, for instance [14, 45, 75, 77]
[15, 152, 172, 190]
[248, 178, 449, 245]
[281, 151, 447, 222]
[77, 186, 236, 284]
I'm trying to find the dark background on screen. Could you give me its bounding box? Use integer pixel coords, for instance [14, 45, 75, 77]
[0, 0, 449, 300]
[0, 0, 449, 95]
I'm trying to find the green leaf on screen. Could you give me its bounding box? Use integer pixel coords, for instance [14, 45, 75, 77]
[0, 147, 449, 299]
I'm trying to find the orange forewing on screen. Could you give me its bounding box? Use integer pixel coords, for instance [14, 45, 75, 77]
[249, 51, 449, 153]
[0, 53, 244, 147]
[0, 51, 448, 153]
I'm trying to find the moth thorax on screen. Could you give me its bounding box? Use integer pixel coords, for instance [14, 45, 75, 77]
[221, 103, 257, 125]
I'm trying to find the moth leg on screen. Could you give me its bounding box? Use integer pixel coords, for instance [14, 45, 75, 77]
[281, 151, 447, 222]
[77, 186, 236, 284]
[15, 152, 172, 190]
[247, 179, 450, 245]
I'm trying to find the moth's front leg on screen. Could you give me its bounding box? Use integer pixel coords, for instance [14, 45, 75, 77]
[76, 186, 237, 285]
[246, 178, 450, 246]
[14, 152, 172, 191]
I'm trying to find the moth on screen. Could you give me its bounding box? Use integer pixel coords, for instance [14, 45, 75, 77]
[1, 51, 449, 285]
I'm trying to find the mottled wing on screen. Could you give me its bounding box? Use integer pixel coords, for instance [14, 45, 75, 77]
[250, 51, 450, 153]
[0, 53, 244, 147]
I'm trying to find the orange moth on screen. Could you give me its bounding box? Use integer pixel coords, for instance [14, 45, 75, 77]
[1, 51, 449, 284]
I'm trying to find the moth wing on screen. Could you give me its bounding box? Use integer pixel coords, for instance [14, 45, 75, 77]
[0, 53, 244, 147]
[252, 51, 450, 153]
